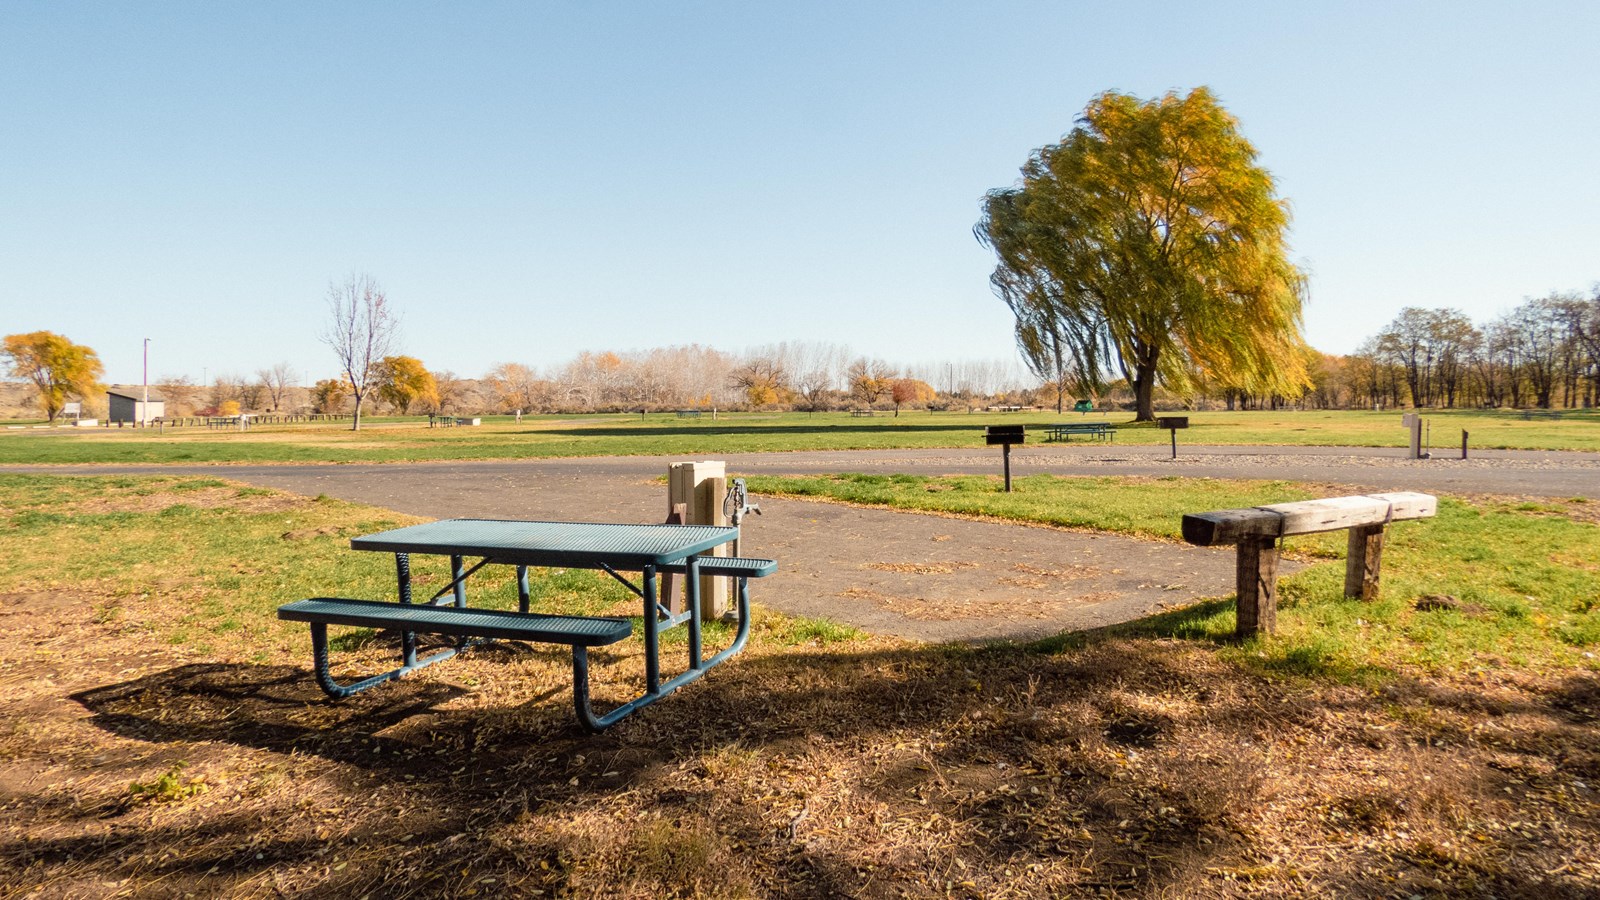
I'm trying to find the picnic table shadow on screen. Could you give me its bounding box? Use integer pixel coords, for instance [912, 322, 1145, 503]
[70, 640, 569, 768]
[64, 629, 1598, 899]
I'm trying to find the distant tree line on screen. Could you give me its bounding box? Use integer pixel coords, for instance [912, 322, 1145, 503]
[1300, 289, 1599, 411]
[478, 342, 1031, 414]
[133, 344, 1031, 419]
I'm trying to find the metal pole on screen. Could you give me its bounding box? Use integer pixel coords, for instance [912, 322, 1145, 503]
[142, 338, 150, 427]
[1003, 443, 1012, 492]
[1462, 430, 1469, 460]
[1170, 428, 1177, 459]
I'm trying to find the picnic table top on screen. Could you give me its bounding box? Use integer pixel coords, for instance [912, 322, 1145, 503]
[350, 518, 739, 568]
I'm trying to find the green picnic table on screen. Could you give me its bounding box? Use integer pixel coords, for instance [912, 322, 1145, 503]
[1042, 422, 1116, 442]
[279, 519, 775, 732]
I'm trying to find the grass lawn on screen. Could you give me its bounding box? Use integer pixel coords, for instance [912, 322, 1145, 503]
[2, 473, 1597, 897]
[1, 407, 1598, 466]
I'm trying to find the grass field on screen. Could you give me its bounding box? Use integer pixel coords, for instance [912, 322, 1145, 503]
[745, 473, 1600, 676]
[2, 407, 1598, 465]
[2, 473, 1596, 897]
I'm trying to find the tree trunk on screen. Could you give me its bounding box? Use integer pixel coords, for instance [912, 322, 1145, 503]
[351, 395, 364, 431]
[1133, 367, 1156, 421]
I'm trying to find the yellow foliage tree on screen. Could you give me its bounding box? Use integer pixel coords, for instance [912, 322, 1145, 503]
[980, 88, 1309, 421]
[311, 378, 349, 414]
[374, 356, 440, 415]
[2, 331, 104, 422]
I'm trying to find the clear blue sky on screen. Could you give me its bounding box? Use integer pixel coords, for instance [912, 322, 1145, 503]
[4, 2, 1597, 385]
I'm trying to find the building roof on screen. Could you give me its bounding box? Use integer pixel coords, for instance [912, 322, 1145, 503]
[105, 386, 167, 402]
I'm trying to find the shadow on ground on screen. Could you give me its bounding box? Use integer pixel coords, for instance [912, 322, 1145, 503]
[33, 634, 1597, 899]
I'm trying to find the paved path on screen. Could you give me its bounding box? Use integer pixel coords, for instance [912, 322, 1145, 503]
[10, 445, 1593, 642]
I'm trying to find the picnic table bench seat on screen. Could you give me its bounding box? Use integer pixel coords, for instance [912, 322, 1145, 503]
[278, 597, 632, 646]
[656, 556, 777, 578]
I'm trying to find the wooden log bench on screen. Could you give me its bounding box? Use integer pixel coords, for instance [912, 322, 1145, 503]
[1181, 492, 1436, 638]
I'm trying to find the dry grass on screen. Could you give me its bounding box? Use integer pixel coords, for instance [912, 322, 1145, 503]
[1, 477, 1598, 898]
[8, 625, 1597, 898]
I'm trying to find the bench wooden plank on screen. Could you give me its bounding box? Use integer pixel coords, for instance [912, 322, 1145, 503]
[1181, 491, 1436, 547]
[278, 597, 632, 646]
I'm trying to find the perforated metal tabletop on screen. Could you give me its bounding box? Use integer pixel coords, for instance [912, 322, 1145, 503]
[349, 518, 738, 568]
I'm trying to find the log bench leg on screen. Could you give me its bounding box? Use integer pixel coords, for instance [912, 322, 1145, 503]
[1345, 523, 1385, 600]
[1235, 537, 1279, 638]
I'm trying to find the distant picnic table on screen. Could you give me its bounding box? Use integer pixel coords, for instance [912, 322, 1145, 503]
[1042, 422, 1116, 442]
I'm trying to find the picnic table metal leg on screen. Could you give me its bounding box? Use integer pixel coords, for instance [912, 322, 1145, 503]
[571, 572, 754, 733]
[687, 556, 703, 670]
[308, 621, 458, 699]
[396, 553, 418, 669]
[517, 565, 530, 614]
[450, 555, 467, 608]
[642, 565, 661, 696]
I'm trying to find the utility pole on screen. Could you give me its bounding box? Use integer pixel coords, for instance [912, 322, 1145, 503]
[142, 338, 150, 427]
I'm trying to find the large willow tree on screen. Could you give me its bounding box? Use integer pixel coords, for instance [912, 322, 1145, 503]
[978, 88, 1309, 421]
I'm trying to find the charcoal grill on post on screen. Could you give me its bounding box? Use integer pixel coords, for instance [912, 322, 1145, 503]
[985, 425, 1026, 492]
[1157, 416, 1189, 459]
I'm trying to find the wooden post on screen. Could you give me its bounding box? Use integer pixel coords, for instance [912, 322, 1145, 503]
[1403, 413, 1422, 459]
[658, 501, 689, 614]
[1344, 524, 1385, 600]
[667, 461, 730, 620]
[1235, 537, 1279, 638]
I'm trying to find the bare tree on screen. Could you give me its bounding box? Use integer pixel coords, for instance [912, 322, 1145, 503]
[432, 369, 468, 414]
[846, 357, 894, 407]
[239, 380, 267, 411]
[155, 375, 200, 416]
[207, 374, 245, 412]
[485, 362, 549, 413]
[729, 356, 790, 408]
[320, 273, 398, 430]
[257, 363, 297, 411]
